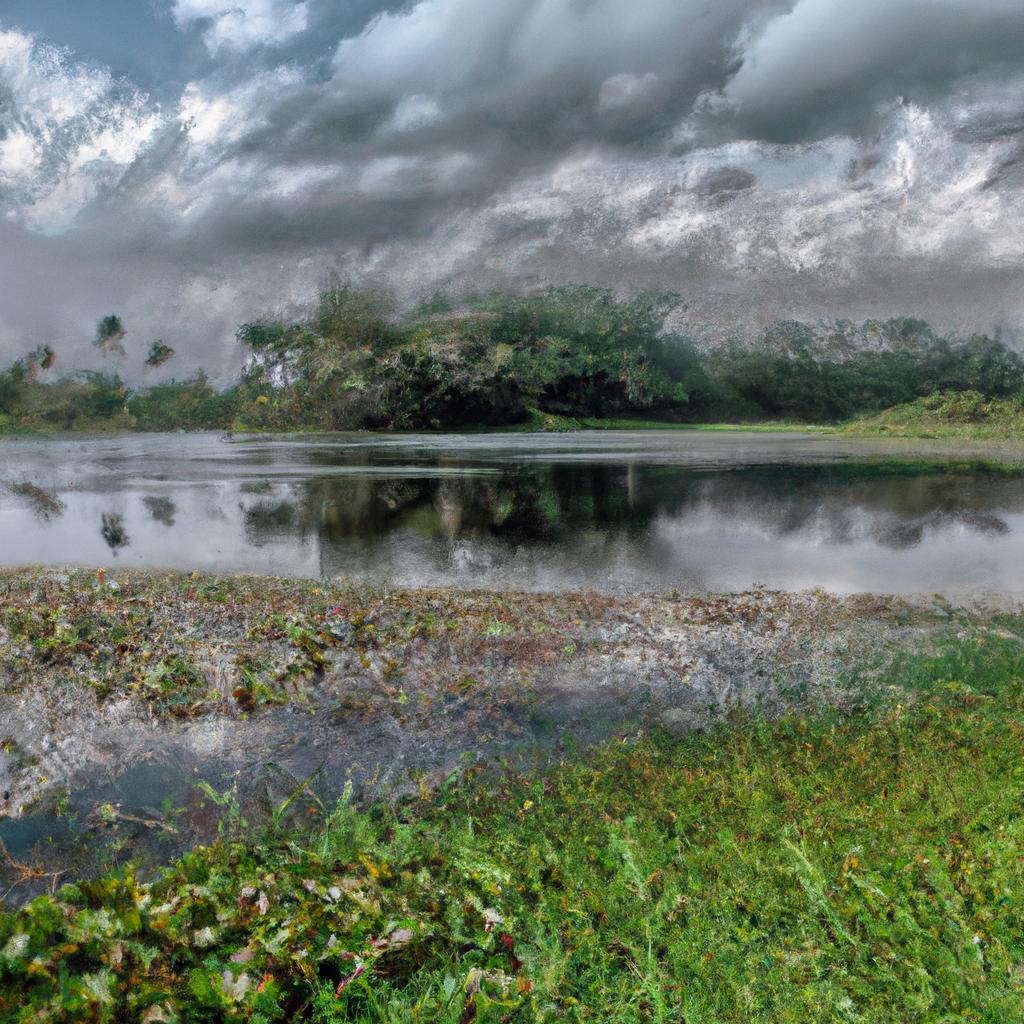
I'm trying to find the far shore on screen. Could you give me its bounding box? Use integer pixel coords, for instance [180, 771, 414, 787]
[4, 416, 1024, 442]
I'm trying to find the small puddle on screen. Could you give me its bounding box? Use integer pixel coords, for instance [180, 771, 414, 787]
[0, 683, 653, 902]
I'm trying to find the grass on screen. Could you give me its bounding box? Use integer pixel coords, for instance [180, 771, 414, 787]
[844, 391, 1024, 440]
[0, 414, 828, 438]
[2, 631, 1024, 1021]
[576, 418, 829, 433]
[12, 392, 1024, 440]
[0, 392, 825, 437]
[439, 409, 830, 434]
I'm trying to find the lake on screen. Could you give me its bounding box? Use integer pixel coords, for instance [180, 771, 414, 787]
[3, 429, 1024, 595]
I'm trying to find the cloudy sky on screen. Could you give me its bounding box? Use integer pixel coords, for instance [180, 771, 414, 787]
[1, 0, 1023, 378]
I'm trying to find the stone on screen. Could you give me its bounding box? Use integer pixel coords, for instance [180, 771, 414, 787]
[659, 707, 703, 738]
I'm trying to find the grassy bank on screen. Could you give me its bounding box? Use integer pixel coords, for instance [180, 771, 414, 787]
[2, 631, 1023, 1022]
[455, 410, 827, 433]
[843, 390, 1024, 440]
[573, 417, 827, 433]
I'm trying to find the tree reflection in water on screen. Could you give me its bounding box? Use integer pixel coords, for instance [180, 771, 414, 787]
[238, 462, 1019, 556]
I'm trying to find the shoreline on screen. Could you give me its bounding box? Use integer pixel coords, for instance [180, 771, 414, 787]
[4, 417, 1024, 443]
[0, 418, 828, 439]
[1, 568, 1019, 893]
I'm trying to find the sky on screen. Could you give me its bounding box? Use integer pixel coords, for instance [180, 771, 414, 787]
[0, 0, 1023, 379]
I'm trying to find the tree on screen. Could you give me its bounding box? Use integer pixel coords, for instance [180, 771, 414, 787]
[145, 341, 175, 368]
[96, 315, 126, 357]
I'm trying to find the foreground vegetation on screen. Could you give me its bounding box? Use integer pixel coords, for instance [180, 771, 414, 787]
[2, 630, 1023, 1022]
[2, 286, 1023, 435]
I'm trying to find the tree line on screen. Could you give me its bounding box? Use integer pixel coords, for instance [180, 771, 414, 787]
[1, 286, 1021, 432]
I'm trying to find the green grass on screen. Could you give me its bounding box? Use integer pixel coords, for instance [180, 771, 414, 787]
[576, 418, 830, 433]
[3, 634, 1024, 1021]
[844, 391, 1024, 440]
[445, 410, 830, 434]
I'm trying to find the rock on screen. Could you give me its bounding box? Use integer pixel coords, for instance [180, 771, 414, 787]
[659, 707, 703, 738]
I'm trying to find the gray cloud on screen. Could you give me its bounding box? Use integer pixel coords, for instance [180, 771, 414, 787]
[719, 0, 1024, 142]
[0, 0, 1022, 380]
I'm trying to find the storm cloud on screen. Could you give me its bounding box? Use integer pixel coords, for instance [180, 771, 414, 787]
[0, 0, 1022, 378]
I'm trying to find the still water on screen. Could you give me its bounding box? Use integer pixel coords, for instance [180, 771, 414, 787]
[3, 430, 1024, 595]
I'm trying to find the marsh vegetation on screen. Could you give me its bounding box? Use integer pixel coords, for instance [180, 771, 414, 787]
[1, 621, 1022, 1022]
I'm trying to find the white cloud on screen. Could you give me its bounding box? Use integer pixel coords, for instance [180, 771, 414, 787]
[177, 67, 303, 153]
[0, 29, 161, 232]
[171, 0, 310, 55]
[0, 129, 41, 180]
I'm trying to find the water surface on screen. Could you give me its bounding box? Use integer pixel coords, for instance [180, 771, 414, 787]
[3, 429, 1024, 595]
